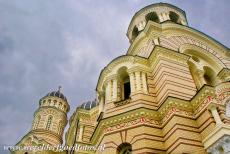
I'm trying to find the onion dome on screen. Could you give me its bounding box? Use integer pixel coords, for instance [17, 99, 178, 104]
[39, 86, 69, 113]
[45, 91, 67, 102]
[78, 99, 99, 110]
[40, 86, 67, 102]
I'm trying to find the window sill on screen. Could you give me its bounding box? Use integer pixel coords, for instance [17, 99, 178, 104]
[114, 98, 131, 107]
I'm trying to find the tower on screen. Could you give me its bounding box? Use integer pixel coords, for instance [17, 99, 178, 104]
[13, 87, 69, 154]
[66, 3, 230, 154]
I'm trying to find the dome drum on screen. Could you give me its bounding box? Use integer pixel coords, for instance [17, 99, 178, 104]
[127, 3, 188, 42]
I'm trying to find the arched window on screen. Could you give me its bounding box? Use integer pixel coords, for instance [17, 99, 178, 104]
[226, 100, 230, 118]
[131, 26, 139, 41]
[169, 11, 180, 24]
[118, 67, 131, 100]
[34, 115, 41, 129]
[203, 66, 216, 86]
[48, 99, 51, 105]
[46, 116, 53, 130]
[58, 121, 63, 135]
[145, 12, 159, 23]
[117, 143, 132, 154]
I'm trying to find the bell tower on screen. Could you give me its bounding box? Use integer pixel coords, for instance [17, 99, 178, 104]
[31, 87, 69, 145]
[14, 87, 69, 153]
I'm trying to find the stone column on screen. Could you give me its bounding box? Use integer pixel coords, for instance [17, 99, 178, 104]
[112, 79, 117, 101]
[135, 71, 141, 92]
[99, 93, 105, 113]
[162, 12, 168, 21]
[141, 72, 148, 94]
[158, 13, 164, 22]
[137, 21, 146, 31]
[209, 105, 222, 125]
[196, 69, 206, 88]
[129, 72, 136, 95]
[106, 80, 112, 102]
[78, 125, 84, 142]
[165, 12, 170, 20]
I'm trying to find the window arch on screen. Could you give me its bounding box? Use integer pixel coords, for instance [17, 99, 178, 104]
[188, 60, 200, 89]
[46, 116, 53, 130]
[203, 66, 216, 86]
[117, 67, 131, 101]
[169, 11, 180, 24]
[117, 143, 132, 154]
[131, 26, 139, 41]
[183, 47, 222, 89]
[145, 12, 159, 23]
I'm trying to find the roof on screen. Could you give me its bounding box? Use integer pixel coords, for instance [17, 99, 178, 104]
[78, 99, 99, 110]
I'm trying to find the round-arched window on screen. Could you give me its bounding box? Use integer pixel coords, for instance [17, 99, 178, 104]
[117, 143, 132, 154]
[132, 26, 139, 41]
[169, 11, 180, 24]
[117, 67, 131, 101]
[145, 12, 159, 23]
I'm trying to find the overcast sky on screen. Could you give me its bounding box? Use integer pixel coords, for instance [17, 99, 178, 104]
[0, 0, 229, 153]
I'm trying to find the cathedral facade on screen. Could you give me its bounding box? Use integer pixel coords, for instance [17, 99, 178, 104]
[13, 3, 230, 154]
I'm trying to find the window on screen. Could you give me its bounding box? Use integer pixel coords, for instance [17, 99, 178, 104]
[145, 12, 159, 23]
[132, 26, 139, 41]
[169, 11, 180, 24]
[117, 67, 131, 101]
[203, 66, 216, 86]
[46, 116, 53, 130]
[117, 143, 132, 154]
[124, 82, 131, 100]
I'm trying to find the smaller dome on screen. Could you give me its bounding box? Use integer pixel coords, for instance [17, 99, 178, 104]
[46, 91, 67, 102]
[79, 99, 99, 110]
[40, 86, 67, 102]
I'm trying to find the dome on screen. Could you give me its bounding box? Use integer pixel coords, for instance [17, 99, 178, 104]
[45, 91, 67, 102]
[40, 86, 68, 102]
[79, 99, 99, 110]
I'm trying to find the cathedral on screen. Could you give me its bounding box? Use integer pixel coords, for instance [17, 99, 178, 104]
[12, 2, 230, 154]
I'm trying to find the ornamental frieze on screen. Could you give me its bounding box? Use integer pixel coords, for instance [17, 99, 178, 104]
[161, 107, 193, 124]
[104, 117, 161, 133]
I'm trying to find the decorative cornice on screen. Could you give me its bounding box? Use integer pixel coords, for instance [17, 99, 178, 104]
[114, 98, 131, 107]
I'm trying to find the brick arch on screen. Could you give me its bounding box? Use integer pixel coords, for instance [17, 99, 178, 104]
[180, 44, 225, 71]
[159, 35, 230, 68]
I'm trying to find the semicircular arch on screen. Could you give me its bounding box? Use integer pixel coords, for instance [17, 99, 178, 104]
[179, 44, 225, 72]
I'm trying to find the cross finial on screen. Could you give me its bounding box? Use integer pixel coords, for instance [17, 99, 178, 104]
[58, 86, 62, 92]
